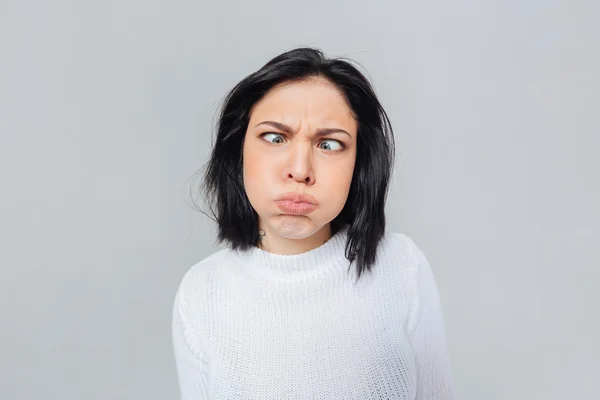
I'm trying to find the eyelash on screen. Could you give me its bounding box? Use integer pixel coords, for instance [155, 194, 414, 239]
[259, 132, 346, 152]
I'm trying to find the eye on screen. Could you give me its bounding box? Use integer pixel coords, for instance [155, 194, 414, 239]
[260, 132, 286, 144]
[318, 139, 344, 152]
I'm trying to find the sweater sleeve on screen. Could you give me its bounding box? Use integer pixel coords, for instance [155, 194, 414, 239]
[172, 286, 209, 399]
[406, 237, 456, 399]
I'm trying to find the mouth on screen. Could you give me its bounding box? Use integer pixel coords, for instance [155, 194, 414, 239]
[275, 192, 319, 215]
[275, 201, 318, 215]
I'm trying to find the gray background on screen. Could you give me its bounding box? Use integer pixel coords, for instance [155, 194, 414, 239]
[1, 0, 598, 399]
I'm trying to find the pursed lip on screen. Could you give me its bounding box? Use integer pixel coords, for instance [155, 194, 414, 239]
[275, 192, 319, 205]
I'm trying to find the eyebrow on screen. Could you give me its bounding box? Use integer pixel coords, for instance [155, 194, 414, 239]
[254, 120, 352, 138]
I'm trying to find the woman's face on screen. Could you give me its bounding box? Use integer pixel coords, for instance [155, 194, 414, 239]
[242, 77, 358, 242]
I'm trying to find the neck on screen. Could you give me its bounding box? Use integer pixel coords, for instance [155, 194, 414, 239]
[256, 223, 332, 255]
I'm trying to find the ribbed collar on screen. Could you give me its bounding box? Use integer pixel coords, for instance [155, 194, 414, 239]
[227, 225, 351, 284]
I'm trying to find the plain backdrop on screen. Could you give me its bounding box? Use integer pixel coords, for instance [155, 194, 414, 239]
[1, 0, 598, 399]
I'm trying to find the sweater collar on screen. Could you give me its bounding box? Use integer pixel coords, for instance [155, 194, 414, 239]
[228, 225, 351, 284]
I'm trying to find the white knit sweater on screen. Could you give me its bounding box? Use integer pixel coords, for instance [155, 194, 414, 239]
[172, 226, 456, 399]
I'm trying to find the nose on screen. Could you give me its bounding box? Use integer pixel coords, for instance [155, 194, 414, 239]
[285, 140, 315, 185]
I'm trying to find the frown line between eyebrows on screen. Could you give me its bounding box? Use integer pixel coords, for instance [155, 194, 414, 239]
[254, 120, 353, 138]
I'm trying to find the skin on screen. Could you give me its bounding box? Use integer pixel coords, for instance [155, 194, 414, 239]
[242, 77, 358, 255]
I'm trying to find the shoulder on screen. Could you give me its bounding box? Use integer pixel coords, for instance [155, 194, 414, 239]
[379, 232, 442, 319]
[173, 248, 230, 320]
[378, 230, 422, 263]
[172, 249, 230, 357]
[376, 230, 431, 281]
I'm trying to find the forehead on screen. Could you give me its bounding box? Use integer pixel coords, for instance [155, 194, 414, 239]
[249, 78, 356, 126]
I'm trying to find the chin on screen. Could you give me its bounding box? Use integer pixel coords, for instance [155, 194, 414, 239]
[258, 206, 336, 238]
[276, 218, 315, 237]
[265, 216, 322, 239]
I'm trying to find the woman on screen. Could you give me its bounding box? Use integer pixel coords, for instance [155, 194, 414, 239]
[172, 47, 456, 399]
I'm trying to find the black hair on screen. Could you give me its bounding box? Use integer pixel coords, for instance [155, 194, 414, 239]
[195, 47, 395, 282]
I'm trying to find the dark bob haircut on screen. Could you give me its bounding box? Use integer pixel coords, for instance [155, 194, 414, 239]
[197, 47, 395, 281]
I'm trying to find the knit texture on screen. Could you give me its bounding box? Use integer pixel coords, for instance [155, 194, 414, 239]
[172, 227, 456, 399]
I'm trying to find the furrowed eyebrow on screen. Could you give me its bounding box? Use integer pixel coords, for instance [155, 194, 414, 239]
[254, 120, 352, 138]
